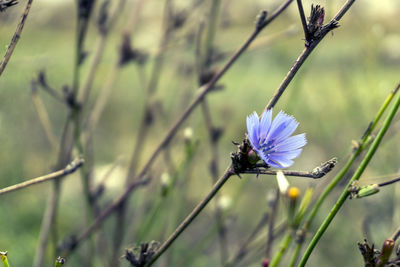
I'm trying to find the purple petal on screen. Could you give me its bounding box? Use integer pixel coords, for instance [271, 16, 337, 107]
[246, 111, 260, 148]
[271, 149, 303, 160]
[267, 111, 299, 142]
[258, 109, 273, 140]
[268, 156, 294, 168]
[257, 148, 271, 166]
[265, 158, 284, 168]
[275, 134, 307, 152]
[274, 117, 299, 143]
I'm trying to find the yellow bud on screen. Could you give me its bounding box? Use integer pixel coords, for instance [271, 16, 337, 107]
[288, 186, 300, 200]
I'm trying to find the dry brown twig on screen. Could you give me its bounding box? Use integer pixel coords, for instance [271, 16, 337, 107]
[61, 0, 296, 257]
[0, 158, 84, 196]
[0, 0, 33, 77]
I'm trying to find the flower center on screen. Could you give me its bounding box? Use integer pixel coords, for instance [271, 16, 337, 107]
[259, 138, 275, 155]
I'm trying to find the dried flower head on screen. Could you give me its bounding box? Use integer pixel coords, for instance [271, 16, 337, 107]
[246, 109, 306, 168]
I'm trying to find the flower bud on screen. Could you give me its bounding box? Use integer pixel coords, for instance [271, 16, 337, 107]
[377, 239, 395, 266]
[183, 127, 193, 142]
[248, 149, 259, 164]
[160, 172, 171, 196]
[357, 184, 379, 198]
[288, 187, 300, 200]
[287, 186, 300, 226]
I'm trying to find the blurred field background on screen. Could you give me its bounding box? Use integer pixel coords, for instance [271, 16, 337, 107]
[0, 0, 400, 266]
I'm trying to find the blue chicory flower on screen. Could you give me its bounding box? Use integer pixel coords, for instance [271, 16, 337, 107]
[246, 109, 306, 168]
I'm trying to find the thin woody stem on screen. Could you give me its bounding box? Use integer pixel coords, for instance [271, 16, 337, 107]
[378, 177, 400, 187]
[296, 0, 309, 41]
[63, 178, 150, 258]
[145, 167, 235, 266]
[78, 0, 126, 106]
[0, 158, 83, 196]
[243, 157, 337, 178]
[264, 46, 310, 111]
[137, 0, 294, 176]
[112, 0, 173, 265]
[0, 0, 33, 77]
[62, 0, 294, 255]
[391, 225, 400, 241]
[264, 0, 356, 111]
[35, 2, 96, 265]
[198, 0, 227, 263]
[31, 81, 60, 153]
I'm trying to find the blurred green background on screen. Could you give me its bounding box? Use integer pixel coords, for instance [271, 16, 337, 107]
[0, 0, 400, 266]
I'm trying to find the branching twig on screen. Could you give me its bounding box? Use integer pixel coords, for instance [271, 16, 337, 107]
[197, 0, 228, 263]
[61, 178, 150, 258]
[78, 0, 127, 107]
[0, 0, 33, 77]
[60, 0, 295, 257]
[82, 0, 148, 145]
[145, 167, 235, 266]
[0, 0, 18, 11]
[148, 0, 354, 264]
[0, 158, 83, 196]
[391, 225, 400, 241]
[263, 0, 352, 111]
[111, 1, 175, 264]
[295, 0, 309, 41]
[35, 71, 66, 104]
[35, 2, 97, 266]
[34, 118, 76, 267]
[243, 158, 337, 178]
[31, 80, 60, 153]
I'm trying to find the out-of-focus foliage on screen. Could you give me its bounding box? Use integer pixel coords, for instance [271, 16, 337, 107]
[0, 0, 399, 266]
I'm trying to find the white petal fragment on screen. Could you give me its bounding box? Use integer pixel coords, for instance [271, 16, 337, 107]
[276, 171, 289, 194]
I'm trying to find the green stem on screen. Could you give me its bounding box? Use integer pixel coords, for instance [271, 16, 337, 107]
[270, 189, 313, 267]
[270, 231, 293, 267]
[367, 83, 400, 137]
[289, 244, 301, 267]
[289, 83, 399, 265]
[298, 89, 400, 267]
